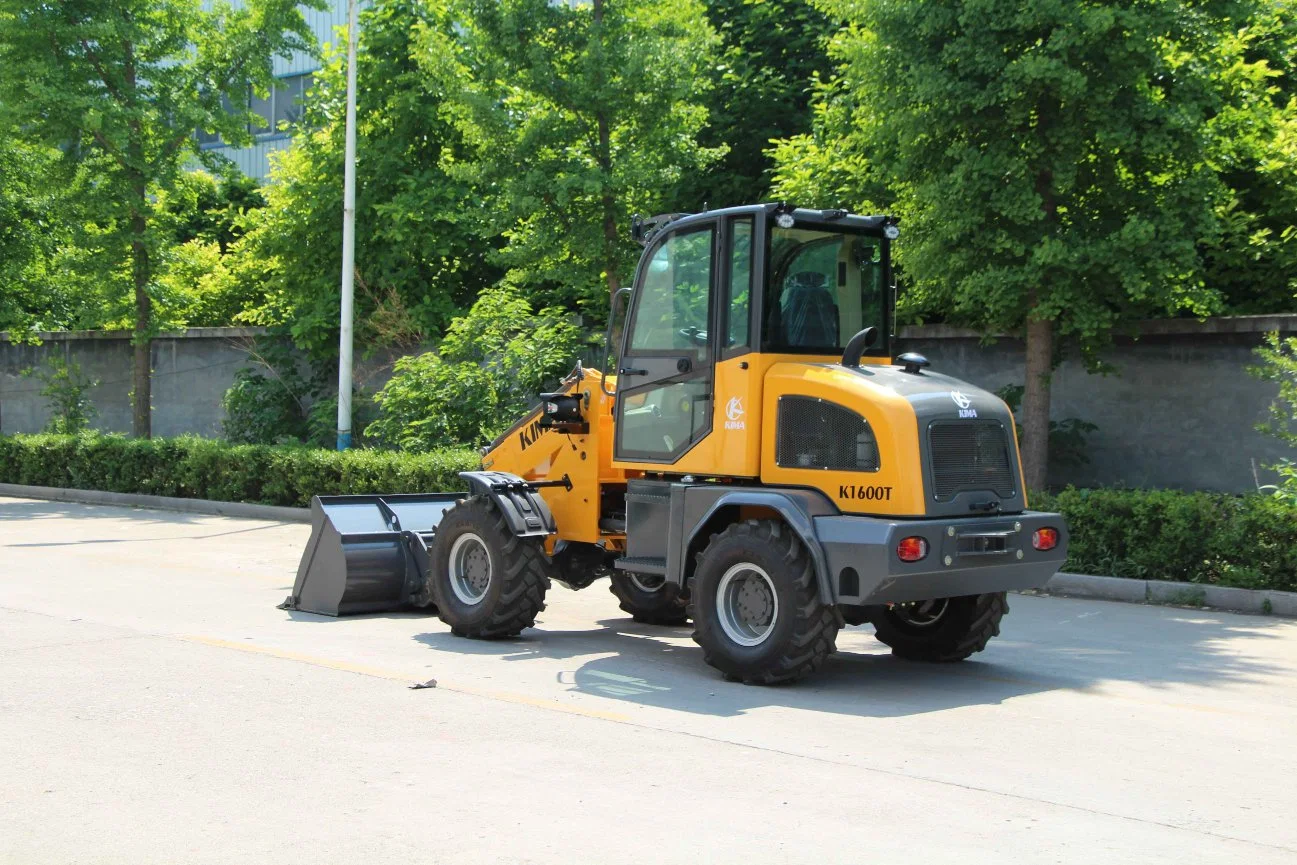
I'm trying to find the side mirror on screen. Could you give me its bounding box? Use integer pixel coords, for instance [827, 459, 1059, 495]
[840, 327, 879, 368]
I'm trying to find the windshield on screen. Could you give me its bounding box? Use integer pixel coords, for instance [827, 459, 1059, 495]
[762, 224, 888, 355]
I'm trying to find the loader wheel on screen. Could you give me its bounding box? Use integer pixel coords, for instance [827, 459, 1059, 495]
[868, 592, 1008, 662]
[609, 572, 688, 626]
[689, 520, 839, 685]
[428, 496, 551, 639]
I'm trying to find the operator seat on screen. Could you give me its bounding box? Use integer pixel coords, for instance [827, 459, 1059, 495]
[781, 271, 839, 349]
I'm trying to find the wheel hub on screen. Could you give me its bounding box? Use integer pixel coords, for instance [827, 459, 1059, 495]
[449, 533, 492, 605]
[716, 563, 779, 647]
[628, 573, 666, 593]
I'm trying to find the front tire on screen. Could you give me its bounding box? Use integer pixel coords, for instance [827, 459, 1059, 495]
[428, 496, 550, 639]
[609, 571, 688, 625]
[869, 592, 1008, 662]
[690, 520, 839, 685]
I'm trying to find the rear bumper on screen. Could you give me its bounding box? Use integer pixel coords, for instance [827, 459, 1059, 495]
[813, 510, 1068, 605]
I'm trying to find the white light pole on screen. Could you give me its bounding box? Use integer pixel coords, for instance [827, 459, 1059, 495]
[336, 0, 359, 451]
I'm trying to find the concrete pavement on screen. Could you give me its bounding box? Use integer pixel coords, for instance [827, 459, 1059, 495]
[2, 495, 1295, 864]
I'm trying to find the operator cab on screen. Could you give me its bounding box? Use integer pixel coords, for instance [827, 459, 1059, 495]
[612, 204, 899, 475]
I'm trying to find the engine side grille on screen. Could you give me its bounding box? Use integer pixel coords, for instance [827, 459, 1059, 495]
[776, 397, 879, 472]
[929, 421, 1016, 500]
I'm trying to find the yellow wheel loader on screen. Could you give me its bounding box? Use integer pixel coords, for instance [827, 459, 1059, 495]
[284, 204, 1068, 684]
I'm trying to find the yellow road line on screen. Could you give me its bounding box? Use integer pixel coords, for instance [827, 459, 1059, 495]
[180, 634, 632, 724]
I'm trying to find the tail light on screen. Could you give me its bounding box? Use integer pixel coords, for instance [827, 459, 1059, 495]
[897, 536, 928, 563]
[1033, 527, 1059, 551]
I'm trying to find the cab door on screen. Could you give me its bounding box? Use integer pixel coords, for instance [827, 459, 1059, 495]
[614, 222, 717, 465]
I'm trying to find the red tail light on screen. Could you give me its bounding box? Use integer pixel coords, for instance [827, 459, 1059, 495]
[897, 536, 928, 563]
[1033, 527, 1059, 551]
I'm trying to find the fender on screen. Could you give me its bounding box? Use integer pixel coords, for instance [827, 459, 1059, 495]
[459, 471, 557, 538]
[681, 488, 839, 605]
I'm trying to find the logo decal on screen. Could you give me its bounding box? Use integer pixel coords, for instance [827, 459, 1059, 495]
[724, 397, 745, 430]
[950, 389, 978, 418]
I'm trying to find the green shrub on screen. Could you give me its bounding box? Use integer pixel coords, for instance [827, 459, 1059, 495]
[1035, 487, 1297, 592]
[1248, 332, 1297, 504]
[23, 356, 99, 434]
[369, 284, 588, 452]
[221, 367, 309, 444]
[0, 433, 479, 507]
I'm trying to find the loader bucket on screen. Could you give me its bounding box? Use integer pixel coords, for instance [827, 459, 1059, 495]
[281, 493, 461, 616]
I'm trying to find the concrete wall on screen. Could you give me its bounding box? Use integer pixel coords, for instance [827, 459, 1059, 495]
[0, 328, 265, 438]
[897, 315, 1297, 493]
[2, 316, 1295, 492]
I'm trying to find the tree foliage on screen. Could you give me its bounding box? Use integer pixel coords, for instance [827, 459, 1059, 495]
[233, 0, 493, 358]
[1250, 331, 1297, 501]
[0, 135, 79, 335]
[1201, 6, 1297, 313]
[419, 0, 724, 317]
[771, 0, 1287, 486]
[684, 0, 837, 209]
[0, 0, 319, 435]
[369, 284, 586, 451]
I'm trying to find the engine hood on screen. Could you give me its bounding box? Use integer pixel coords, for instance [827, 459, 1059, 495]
[769, 360, 1025, 517]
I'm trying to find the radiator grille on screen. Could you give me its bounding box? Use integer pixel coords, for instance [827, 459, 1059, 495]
[776, 397, 879, 472]
[929, 421, 1015, 499]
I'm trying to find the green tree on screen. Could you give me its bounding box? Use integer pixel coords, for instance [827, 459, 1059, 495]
[1250, 331, 1297, 501]
[0, 0, 319, 437]
[0, 134, 81, 335]
[1202, 6, 1297, 314]
[234, 0, 494, 359]
[369, 284, 586, 451]
[773, 0, 1263, 489]
[421, 0, 724, 317]
[684, 0, 837, 209]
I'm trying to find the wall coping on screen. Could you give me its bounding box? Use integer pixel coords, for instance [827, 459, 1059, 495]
[898, 313, 1297, 341]
[0, 326, 270, 343]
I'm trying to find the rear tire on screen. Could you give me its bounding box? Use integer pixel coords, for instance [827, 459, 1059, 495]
[609, 572, 688, 625]
[690, 520, 839, 685]
[429, 496, 550, 639]
[869, 592, 1008, 662]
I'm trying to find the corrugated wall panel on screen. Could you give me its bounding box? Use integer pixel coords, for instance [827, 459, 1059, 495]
[215, 138, 293, 180]
[199, 0, 354, 177]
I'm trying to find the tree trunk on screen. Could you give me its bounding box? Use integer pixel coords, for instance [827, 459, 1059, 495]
[1021, 315, 1052, 492]
[130, 198, 152, 439]
[1023, 157, 1059, 492]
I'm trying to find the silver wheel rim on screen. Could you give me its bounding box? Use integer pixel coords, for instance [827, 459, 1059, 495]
[716, 562, 778, 647]
[448, 532, 492, 605]
[629, 573, 665, 593]
[891, 598, 949, 628]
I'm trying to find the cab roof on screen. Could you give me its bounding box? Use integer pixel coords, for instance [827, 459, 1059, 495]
[631, 203, 898, 245]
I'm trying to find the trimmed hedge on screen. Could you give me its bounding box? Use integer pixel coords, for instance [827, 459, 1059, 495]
[2, 435, 1295, 593]
[1036, 487, 1297, 592]
[0, 433, 480, 508]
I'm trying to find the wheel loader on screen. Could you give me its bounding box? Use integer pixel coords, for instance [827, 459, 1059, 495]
[284, 203, 1069, 684]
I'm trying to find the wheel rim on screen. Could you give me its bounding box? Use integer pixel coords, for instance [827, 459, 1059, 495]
[448, 532, 492, 605]
[716, 562, 779, 647]
[628, 573, 665, 593]
[890, 598, 949, 628]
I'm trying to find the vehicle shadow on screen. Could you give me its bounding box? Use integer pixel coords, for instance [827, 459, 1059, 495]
[412, 594, 1297, 719]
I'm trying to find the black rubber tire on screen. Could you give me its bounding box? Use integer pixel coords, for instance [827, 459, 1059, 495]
[428, 496, 551, 639]
[869, 592, 1008, 662]
[609, 572, 688, 626]
[689, 520, 839, 685]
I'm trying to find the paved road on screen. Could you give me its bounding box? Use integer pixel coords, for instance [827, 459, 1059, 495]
[2, 496, 1296, 864]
